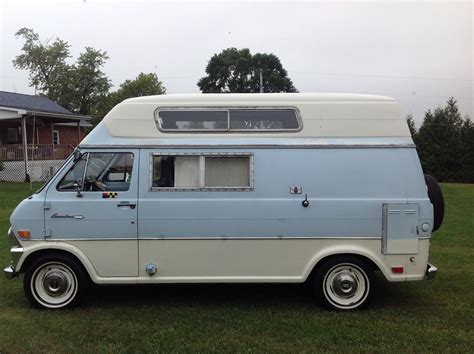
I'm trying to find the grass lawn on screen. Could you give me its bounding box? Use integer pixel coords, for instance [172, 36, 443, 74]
[0, 182, 473, 352]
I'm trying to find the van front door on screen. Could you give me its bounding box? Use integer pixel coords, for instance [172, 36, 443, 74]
[44, 150, 139, 277]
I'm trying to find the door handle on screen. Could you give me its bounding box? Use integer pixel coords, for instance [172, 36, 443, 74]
[117, 201, 136, 209]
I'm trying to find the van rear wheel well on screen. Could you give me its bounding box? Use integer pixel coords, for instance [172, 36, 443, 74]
[307, 253, 380, 282]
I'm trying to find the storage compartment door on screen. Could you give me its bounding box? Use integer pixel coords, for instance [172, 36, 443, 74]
[382, 203, 419, 254]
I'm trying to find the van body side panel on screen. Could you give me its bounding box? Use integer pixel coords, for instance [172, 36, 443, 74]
[137, 147, 426, 280]
[138, 148, 407, 239]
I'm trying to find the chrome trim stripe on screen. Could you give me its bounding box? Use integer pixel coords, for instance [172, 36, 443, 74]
[80, 144, 416, 149]
[418, 236, 432, 240]
[51, 236, 382, 241]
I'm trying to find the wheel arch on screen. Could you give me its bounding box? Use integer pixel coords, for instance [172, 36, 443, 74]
[17, 244, 98, 283]
[303, 246, 388, 282]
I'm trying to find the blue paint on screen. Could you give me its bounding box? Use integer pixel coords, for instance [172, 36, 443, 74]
[10, 143, 431, 243]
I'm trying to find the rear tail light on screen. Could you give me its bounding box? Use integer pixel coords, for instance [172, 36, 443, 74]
[391, 266, 404, 274]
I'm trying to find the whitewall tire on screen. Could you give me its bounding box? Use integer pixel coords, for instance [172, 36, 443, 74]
[314, 256, 375, 311]
[24, 254, 88, 309]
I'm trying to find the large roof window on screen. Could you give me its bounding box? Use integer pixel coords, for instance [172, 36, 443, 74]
[155, 108, 301, 132]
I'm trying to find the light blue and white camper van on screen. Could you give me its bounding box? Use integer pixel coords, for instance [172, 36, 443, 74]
[4, 93, 444, 310]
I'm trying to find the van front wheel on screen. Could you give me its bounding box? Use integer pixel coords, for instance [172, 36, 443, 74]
[24, 254, 87, 309]
[313, 256, 374, 311]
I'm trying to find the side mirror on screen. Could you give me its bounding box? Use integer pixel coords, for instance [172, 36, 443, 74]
[73, 149, 82, 162]
[74, 179, 83, 198]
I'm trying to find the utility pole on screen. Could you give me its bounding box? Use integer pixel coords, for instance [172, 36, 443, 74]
[259, 69, 263, 93]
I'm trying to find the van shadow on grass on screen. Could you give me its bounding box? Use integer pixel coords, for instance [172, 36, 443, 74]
[88, 282, 313, 309]
[84, 274, 422, 310]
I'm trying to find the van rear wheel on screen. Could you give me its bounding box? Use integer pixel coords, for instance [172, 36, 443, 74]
[24, 254, 87, 309]
[313, 256, 374, 311]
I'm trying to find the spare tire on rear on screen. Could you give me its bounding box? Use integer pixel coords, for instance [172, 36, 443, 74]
[424, 174, 444, 232]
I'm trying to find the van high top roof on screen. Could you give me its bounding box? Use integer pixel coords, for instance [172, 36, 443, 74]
[81, 93, 412, 147]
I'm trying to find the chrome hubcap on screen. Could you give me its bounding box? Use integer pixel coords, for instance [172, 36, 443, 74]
[332, 272, 358, 298]
[32, 262, 78, 308]
[43, 270, 69, 297]
[324, 263, 369, 309]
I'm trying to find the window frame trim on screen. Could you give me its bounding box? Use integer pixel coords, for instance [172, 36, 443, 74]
[149, 152, 254, 192]
[154, 106, 303, 133]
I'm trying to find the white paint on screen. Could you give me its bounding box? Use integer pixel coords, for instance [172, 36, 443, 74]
[15, 239, 431, 284]
[99, 93, 410, 139]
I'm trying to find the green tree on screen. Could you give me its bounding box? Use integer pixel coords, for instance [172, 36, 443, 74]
[13, 28, 111, 116]
[416, 98, 465, 182]
[197, 48, 297, 93]
[13, 28, 71, 103]
[66, 48, 111, 115]
[459, 117, 474, 182]
[113, 72, 166, 99]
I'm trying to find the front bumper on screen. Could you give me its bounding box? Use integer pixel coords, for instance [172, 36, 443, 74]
[425, 263, 438, 280]
[4, 265, 18, 279]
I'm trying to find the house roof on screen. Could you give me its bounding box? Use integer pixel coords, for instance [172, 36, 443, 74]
[0, 90, 76, 116]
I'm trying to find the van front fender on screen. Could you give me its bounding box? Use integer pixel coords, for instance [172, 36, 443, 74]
[16, 241, 100, 282]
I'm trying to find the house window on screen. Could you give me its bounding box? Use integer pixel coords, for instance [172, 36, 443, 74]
[151, 153, 253, 191]
[53, 130, 60, 145]
[155, 108, 301, 132]
[7, 128, 18, 144]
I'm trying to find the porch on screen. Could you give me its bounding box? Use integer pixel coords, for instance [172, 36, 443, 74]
[0, 144, 75, 161]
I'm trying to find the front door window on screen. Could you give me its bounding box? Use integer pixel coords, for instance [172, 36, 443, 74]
[57, 152, 134, 192]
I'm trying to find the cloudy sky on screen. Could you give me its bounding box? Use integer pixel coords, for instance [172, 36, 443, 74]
[0, 0, 472, 124]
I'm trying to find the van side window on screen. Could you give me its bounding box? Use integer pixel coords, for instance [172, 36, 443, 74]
[153, 156, 200, 188]
[151, 154, 253, 191]
[156, 108, 301, 132]
[57, 152, 134, 192]
[205, 157, 250, 187]
[230, 109, 299, 130]
[159, 110, 228, 130]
